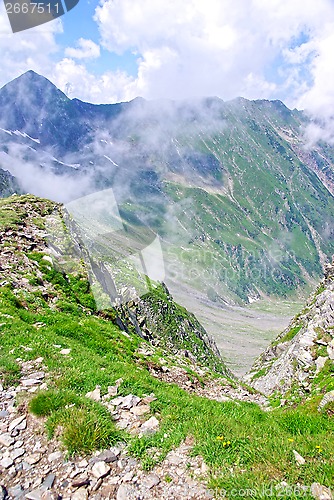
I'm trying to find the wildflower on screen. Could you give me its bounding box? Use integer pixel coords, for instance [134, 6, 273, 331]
[216, 436, 224, 441]
[288, 438, 294, 442]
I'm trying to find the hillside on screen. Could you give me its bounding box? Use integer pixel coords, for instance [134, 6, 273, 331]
[0, 72, 333, 309]
[0, 195, 333, 499]
[245, 258, 334, 407]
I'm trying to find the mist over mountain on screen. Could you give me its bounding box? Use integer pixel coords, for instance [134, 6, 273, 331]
[0, 71, 334, 372]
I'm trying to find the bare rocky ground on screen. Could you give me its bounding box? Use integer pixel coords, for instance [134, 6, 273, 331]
[0, 356, 216, 500]
[0, 347, 272, 500]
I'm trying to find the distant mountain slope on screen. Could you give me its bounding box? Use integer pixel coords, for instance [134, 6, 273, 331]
[0, 71, 333, 309]
[245, 260, 334, 402]
[0, 168, 20, 197]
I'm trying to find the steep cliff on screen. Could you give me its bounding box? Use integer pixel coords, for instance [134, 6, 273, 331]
[245, 260, 334, 404]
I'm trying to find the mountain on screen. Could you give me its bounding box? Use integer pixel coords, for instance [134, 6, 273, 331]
[0, 194, 333, 499]
[1, 72, 334, 373]
[245, 259, 334, 405]
[0, 168, 20, 197]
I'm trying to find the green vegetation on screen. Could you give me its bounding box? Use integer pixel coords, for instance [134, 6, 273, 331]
[275, 324, 303, 345]
[0, 278, 333, 495]
[0, 195, 333, 497]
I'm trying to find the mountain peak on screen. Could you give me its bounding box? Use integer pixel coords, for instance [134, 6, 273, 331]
[0, 70, 67, 101]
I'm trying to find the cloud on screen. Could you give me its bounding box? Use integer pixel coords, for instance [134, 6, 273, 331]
[51, 58, 137, 103]
[65, 38, 100, 59]
[296, 27, 334, 144]
[94, 0, 334, 103]
[0, 4, 62, 88]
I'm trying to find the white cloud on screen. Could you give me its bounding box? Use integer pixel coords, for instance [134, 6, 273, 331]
[93, 0, 334, 103]
[0, 4, 62, 88]
[51, 58, 137, 103]
[65, 38, 100, 59]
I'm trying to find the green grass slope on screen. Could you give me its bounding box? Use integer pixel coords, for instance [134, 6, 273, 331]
[0, 195, 333, 498]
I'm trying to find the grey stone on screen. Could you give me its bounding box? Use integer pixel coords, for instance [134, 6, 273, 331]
[0, 485, 7, 500]
[293, 450, 306, 465]
[91, 461, 110, 479]
[140, 416, 159, 435]
[25, 489, 43, 500]
[311, 483, 333, 500]
[121, 394, 141, 409]
[0, 411, 9, 419]
[48, 451, 62, 462]
[0, 433, 14, 447]
[85, 386, 101, 402]
[8, 416, 26, 432]
[0, 457, 13, 469]
[71, 477, 90, 488]
[142, 473, 160, 489]
[41, 473, 56, 491]
[71, 488, 88, 500]
[117, 484, 133, 500]
[10, 447, 25, 460]
[21, 379, 40, 387]
[96, 450, 117, 463]
[130, 404, 150, 416]
[25, 453, 42, 465]
[8, 485, 24, 499]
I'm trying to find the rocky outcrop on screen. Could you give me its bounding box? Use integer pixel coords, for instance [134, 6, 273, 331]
[0, 170, 20, 198]
[245, 260, 334, 398]
[115, 284, 229, 376]
[0, 194, 227, 377]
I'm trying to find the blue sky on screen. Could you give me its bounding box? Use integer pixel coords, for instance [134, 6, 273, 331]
[0, 0, 334, 139]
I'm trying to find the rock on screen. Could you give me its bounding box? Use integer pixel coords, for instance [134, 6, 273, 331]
[122, 471, 134, 482]
[10, 447, 25, 460]
[96, 450, 117, 463]
[21, 379, 40, 387]
[8, 415, 26, 432]
[201, 462, 209, 474]
[48, 451, 63, 462]
[318, 390, 334, 411]
[140, 416, 159, 435]
[130, 405, 150, 416]
[0, 432, 15, 447]
[71, 478, 90, 488]
[91, 461, 110, 479]
[142, 395, 157, 404]
[292, 450, 306, 465]
[71, 487, 88, 500]
[121, 394, 141, 409]
[30, 372, 45, 380]
[0, 411, 9, 419]
[117, 484, 133, 500]
[107, 385, 118, 397]
[311, 483, 333, 500]
[8, 485, 24, 498]
[25, 453, 42, 465]
[142, 474, 160, 489]
[110, 396, 124, 406]
[327, 341, 334, 361]
[77, 459, 88, 468]
[59, 349, 71, 355]
[85, 386, 101, 402]
[0, 485, 7, 500]
[166, 451, 183, 466]
[42, 255, 53, 266]
[315, 356, 328, 374]
[91, 478, 103, 492]
[41, 473, 56, 491]
[0, 457, 14, 469]
[25, 489, 43, 500]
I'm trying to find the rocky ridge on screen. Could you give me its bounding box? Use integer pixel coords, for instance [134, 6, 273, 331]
[245, 259, 334, 402]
